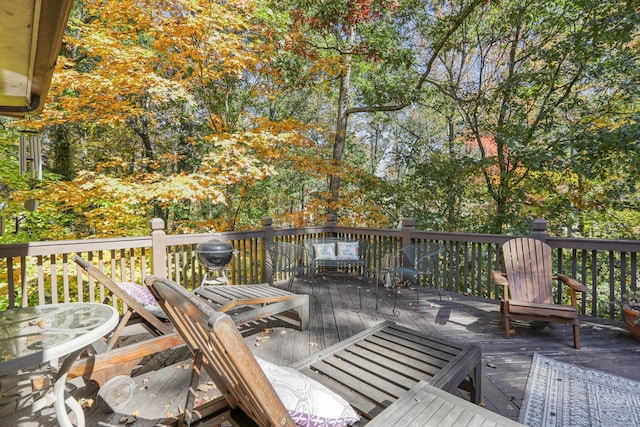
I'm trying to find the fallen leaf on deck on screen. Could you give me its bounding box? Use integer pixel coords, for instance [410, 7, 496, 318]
[78, 398, 94, 408]
[486, 362, 496, 368]
[198, 382, 215, 392]
[119, 414, 137, 425]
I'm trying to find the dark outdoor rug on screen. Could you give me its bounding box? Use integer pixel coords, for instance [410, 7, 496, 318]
[519, 353, 640, 426]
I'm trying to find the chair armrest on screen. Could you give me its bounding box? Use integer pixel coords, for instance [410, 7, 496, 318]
[555, 273, 589, 293]
[492, 270, 509, 287]
[492, 270, 509, 302]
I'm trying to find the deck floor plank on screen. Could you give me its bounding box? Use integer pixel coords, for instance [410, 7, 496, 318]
[23, 275, 640, 426]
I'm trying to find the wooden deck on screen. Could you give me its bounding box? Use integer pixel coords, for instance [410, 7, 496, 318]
[27, 276, 640, 427]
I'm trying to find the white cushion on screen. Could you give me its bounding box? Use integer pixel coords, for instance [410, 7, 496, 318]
[117, 282, 167, 319]
[313, 243, 337, 260]
[256, 357, 360, 427]
[337, 242, 359, 260]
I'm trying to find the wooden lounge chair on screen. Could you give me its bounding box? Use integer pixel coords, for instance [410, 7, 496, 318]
[493, 237, 589, 349]
[146, 275, 515, 427]
[72, 255, 173, 350]
[70, 255, 309, 411]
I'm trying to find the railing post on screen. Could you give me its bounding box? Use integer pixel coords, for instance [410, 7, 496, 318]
[531, 219, 548, 242]
[401, 217, 415, 247]
[151, 218, 167, 278]
[262, 217, 274, 283]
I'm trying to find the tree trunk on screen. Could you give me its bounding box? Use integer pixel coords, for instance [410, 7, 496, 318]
[328, 38, 353, 216]
[445, 114, 457, 229]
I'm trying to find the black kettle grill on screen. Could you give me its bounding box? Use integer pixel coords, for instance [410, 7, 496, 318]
[195, 239, 235, 285]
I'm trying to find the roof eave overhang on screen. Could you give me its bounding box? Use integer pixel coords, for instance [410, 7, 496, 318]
[0, 0, 73, 118]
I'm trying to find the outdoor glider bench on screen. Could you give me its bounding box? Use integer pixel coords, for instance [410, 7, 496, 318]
[147, 275, 524, 426]
[304, 237, 370, 278]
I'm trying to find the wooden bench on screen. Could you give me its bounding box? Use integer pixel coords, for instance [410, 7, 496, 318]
[146, 276, 517, 427]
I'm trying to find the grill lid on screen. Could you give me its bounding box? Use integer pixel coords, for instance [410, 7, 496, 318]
[196, 239, 234, 269]
[196, 239, 234, 253]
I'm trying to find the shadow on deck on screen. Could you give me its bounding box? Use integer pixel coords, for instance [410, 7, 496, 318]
[30, 275, 640, 426]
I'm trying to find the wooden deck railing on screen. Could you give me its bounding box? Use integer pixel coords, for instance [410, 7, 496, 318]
[1, 216, 638, 320]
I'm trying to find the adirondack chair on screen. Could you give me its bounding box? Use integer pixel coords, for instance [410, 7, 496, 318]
[146, 275, 503, 427]
[493, 237, 589, 349]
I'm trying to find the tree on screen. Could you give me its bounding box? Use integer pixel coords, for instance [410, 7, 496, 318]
[281, 0, 485, 216]
[9, 0, 324, 234]
[428, 0, 640, 233]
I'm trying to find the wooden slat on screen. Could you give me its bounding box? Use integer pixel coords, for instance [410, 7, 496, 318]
[331, 349, 421, 388]
[298, 367, 389, 419]
[353, 342, 445, 378]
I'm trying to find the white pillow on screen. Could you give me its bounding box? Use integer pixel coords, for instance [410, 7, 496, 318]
[337, 242, 359, 260]
[313, 243, 337, 260]
[117, 282, 167, 319]
[255, 357, 360, 427]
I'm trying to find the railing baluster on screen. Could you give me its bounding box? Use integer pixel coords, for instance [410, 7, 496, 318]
[37, 255, 44, 305]
[75, 258, 83, 303]
[609, 251, 616, 319]
[62, 253, 70, 303]
[7, 257, 15, 308]
[50, 254, 57, 304]
[21, 256, 27, 307]
[631, 252, 637, 293]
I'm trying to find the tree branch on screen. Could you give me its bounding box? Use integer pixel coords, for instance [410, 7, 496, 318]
[344, 0, 486, 118]
[415, 0, 486, 92]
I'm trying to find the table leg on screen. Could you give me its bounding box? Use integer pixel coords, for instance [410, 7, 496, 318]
[53, 348, 85, 427]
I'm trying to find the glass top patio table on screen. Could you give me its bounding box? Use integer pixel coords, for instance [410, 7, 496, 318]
[0, 303, 118, 426]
